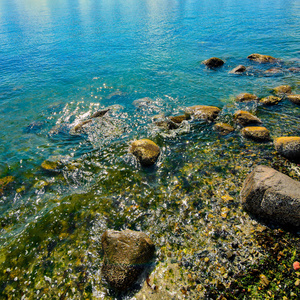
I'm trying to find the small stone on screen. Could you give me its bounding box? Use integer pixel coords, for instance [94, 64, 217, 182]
[130, 139, 160, 166]
[274, 136, 300, 162]
[234, 111, 262, 127]
[272, 85, 292, 95]
[295, 279, 300, 286]
[259, 274, 270, 287]
[185, 105, 221, 122]
[260, 95, 281, 106]
[202, 57, 224, 68]
[241, 126, 271, 142]
[236, 93, 259, 102]
[293, 261, 300, 271]
[247, 53, 277, 63]
[286, 94, 300, 105]
[214, 123, 234, 135]
[229, 65, 247, 74]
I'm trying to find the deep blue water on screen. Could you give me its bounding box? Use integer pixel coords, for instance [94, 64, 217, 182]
[0, 0, 300, 298]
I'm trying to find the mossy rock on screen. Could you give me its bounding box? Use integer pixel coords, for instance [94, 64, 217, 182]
[214, 122, 235, 135]
[247, 53, 277, 63]
[234, 111, 262, 127]
[260, 96, 282, 106]
[0, 176, 15, 195]
[286, 94, 300, 105]
[241, 126, 271, 142]
[202, 57, 224, 68]
[272, 85, 292, 95]
[185, 105, 221, 122]
[41, 160, 61, 171]
[168, 115, 190, 124]
[274, 136, 300, 162]
[235, 93, 259, 102]
[130, 139, 160, 166]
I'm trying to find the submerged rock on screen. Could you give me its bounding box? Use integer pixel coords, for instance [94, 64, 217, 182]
[274, 136, 300, 162]
[260, 95, 282, 106]
[264, 68, 283, 75]
[90, 108, 110, 119]
[247, 53, 277, 63]
[0, 176, 15, 195]
[235, 93, 259, 102]
[229, 65, 247, 74]
[272, 85, 292, 95]
[132, 97, 153, 108]
[185, 105, 221, 122]
[234, 110, 262, 127]
[214, 122, 235, 135]
[240, 165, 300, 227]
[130, 139, 160, 166]
[101, 229, 155, 292]
[286, 94, 300, 105]
[241, 126, 271, 141]
[41, 160, 62, 171]
[168, 115, 190, 124]
[202, 57, 224, 68]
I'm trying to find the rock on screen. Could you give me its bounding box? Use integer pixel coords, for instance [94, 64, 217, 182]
[264, 68, 283, 75]
[247, 53, 277, 63]
[132, 97, 153, 108]
[155, 119, 179, 130]
[241, 126, 271, 141]
[274, 136, 300, 162]
[130, 139, 160, 166]
[0, 176, 15, 195]
[101, 229, 155, 292]
[235, 93, 259, 102]
[214, 122, 235, 135]
[234, 110, 262, 127]
[229, 65, 247, 74]
[73, 119, 93, 132]
[272, 85, 292, 95]
[286, 94, 300, 105]
[202, 57, 224, 68]
[41, 160, 61, 171]
[260, 95, 282, 106]
[168, 115, 190, 124]
[289, 67, 300, 73]
[90, 108, 110, 119]
[240, 165, 300, 227]
[185, 105, 221, 122]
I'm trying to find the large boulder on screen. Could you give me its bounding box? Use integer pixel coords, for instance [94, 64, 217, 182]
[274, 136, 300, 162]
[260, 95, 281, 106]
[240, 165, 300, 227]
[101, 229, 155, 292]
[287, 94, 300, 105]
[130, 139, 160, 166]
[241, 126, 271, 142]
[202, 57, 224, 68]
[185, 105, 221, 122]
[235, 93, 259, 102]
[272, 85, 292, 95]
[234, 110, 262, 127]
[247, 53, 277, 63]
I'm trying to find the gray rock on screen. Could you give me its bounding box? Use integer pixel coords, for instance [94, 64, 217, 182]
[274, 136, 300, 162]
[240, 165, 300, 227]
[101, 229, 155, 292]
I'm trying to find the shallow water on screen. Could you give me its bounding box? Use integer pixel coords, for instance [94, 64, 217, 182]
[0, 0, 300, 299]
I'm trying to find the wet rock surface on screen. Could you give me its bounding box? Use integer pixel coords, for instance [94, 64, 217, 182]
[214, 122, 235, 135]
[274, 136, 300, 162]
[260, 95, 282, 105]
[247, 53, 277, 63]
[272, 85, 292, 95]
[234, 110, 262, 127]
[185, 105, 221, 122]
[236, 93, 259, 102]
[229, 65, 247, 74]
[241, 126, 271, 142]
[240, 165, 300, 227]
[287, 94, 300, 105]
[202, 57, 224, 68]
[101, 229, 155, 292]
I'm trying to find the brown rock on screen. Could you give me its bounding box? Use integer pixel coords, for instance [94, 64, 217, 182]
[168, 115, 190, 124]
[130, 139, 160, 166]
[240, 165, 300, 227]
[202, 57, 224, 68]
[260, 96, 282, 106]
[214, 122, 235, 135]
[286, 94, 300, 105]
[234, 110, 262, 127]
[229, 65, 247, 74]
[185, 105, 221, 122]
[272, 85, 292, 95]
[101, 229, 155, 292]
[247, 53, 277, 63]
[274, 136, 300, 161]
[241, 126, 271, 141]
[264, 68, 283, 75]
[0, 176, 15, 195]
[236, 93, 259, 102]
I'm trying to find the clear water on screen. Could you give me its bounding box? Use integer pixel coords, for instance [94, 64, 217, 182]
[0, 0, 300, 298]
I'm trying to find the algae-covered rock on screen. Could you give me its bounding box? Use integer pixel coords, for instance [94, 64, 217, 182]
[168, 115, 190, 124]
[260, 96, 281, 106]
[101, 229, 155, 292]
[130, 139, 160, 166]
[247, 53, 277, 63]
[274, 136, 300, 162]
[202, 57, 224, 68]
[272, 85, 292, 95]
[234, 111, 262, 127]
[214, 122, 235, 135]
[240, 165, 300, 227]
[235, 93, 259, 102]
[41, 160, 61, 171]
[286, 94, 300, 105]
[229, 65, 247, 74]
[0, 176, 15, 195]
[241, 126, 271, 142]
[185, 105, 221, 122]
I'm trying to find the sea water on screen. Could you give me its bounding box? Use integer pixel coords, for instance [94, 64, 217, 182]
[0, 0, 300, 298]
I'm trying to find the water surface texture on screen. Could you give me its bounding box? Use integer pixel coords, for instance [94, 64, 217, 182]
[0, 0, 300, 299]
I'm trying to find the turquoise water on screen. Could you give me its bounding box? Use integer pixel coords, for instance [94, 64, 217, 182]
[0, 0, 300, 298]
